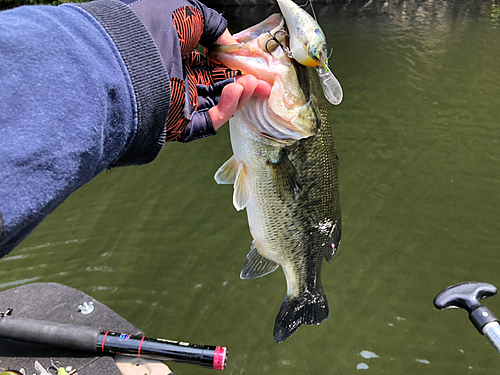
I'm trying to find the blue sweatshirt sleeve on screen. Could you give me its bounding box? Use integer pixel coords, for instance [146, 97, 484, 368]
[0, 0, 170, 256]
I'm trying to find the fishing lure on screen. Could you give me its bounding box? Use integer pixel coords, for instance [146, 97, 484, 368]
[276, 0, 343, 105]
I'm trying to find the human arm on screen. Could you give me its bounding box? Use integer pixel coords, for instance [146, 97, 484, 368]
[0, 0, 169, 255]
[0, 0, 269, 255]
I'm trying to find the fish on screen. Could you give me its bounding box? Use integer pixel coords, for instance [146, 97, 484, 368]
[276, 0, 343, 106]
[208, 13, 341, 343]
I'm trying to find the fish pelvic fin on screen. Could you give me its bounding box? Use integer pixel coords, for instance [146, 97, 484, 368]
[268, 150, 302, 201]
[215, 155, 238, 185]
[273, 288, 329, 343]
[240, 241, 279, 279]
[233, 162, 250, 211]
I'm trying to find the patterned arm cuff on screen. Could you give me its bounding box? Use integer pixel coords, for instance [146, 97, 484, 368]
[73, 0, 170, 167]
[179, 109, 217, 143]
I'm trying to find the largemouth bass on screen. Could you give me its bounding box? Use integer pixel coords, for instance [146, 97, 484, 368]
[209, 14, 341, 343]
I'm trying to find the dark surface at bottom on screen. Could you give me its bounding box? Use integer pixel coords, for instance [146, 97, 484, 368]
[0, 282, 143, 375]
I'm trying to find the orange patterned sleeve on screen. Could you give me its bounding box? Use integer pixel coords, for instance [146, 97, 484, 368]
[186, 50, 240, 86]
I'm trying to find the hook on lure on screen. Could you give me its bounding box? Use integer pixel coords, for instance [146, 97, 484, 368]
[265, 30, 293, 59]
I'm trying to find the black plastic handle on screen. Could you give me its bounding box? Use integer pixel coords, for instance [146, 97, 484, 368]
[434, 281, 497, 311]
[434, 281, 499, 333]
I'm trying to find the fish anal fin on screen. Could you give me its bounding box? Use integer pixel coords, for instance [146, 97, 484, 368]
[214, 155, 238, 185]
[273, 288, 329, 343]
[240, 241, 279, 279]
[233, 162, 250, 211]
[268, 150, 302, 201]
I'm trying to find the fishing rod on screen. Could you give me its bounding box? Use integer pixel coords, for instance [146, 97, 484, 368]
[434, 281, 500, 353]
[0, 311, 227, 371]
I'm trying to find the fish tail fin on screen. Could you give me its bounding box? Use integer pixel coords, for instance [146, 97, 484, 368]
[273, 288, 329, 343]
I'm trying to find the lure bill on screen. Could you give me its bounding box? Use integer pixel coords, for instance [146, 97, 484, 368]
[276, 0, 343, 105]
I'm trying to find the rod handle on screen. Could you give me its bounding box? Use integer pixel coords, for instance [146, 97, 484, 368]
[0, 315, 99, 352]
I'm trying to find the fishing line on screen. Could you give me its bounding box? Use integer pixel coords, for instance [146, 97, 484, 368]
[300, 0, 318, 23]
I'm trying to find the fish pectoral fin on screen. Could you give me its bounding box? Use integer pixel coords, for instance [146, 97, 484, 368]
[214, 155, 239, 185]
[273, 288, 329, 343]
[233, 162, 250, 211]
[240, 242, 279, 279]
[268, 150, 302, 201]
[215, 156, 250, 211]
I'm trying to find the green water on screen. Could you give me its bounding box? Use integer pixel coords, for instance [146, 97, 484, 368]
[2, 0, 500, 373]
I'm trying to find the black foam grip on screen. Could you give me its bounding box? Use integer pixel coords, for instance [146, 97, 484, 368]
[0, 316, 99, 352]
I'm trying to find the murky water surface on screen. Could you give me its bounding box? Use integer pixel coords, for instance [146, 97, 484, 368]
[2, 0, 500, 373]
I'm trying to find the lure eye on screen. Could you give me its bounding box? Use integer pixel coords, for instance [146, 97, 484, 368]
[310, 42, 328, 63]
[322, 45, 328, 57]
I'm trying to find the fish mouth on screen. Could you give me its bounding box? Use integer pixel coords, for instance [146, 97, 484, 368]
[207, 14, 286, 69]
[208, 13, 318, 140]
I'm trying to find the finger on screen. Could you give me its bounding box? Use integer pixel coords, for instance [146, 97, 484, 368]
[254, 79, 272, 98]
[214, 29, 239, 46]
[236, 75, 272, 100]
[235, 75, 258, 110]
[209, 82, 244, 130]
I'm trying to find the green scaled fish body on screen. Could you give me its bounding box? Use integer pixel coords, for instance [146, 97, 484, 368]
[209, 14, 341, 343]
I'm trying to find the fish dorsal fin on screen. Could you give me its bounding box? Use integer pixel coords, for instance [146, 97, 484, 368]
[233, 162, 250, 211]
[268, 150, 302, 201]
[240, 241, 279, 279]
[214, 155, 239, 185]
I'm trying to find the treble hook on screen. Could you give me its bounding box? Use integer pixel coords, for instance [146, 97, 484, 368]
[265, 30, 293, 59]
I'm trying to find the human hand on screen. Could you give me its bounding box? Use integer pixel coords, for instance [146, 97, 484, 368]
[213, 29, 238, 46]
[208, 75, 272, 130]
[122, 0, 270, 140]
[204, 30, 272, 130]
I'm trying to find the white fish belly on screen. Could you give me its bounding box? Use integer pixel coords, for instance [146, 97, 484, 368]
[229, 112, 293, 267]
